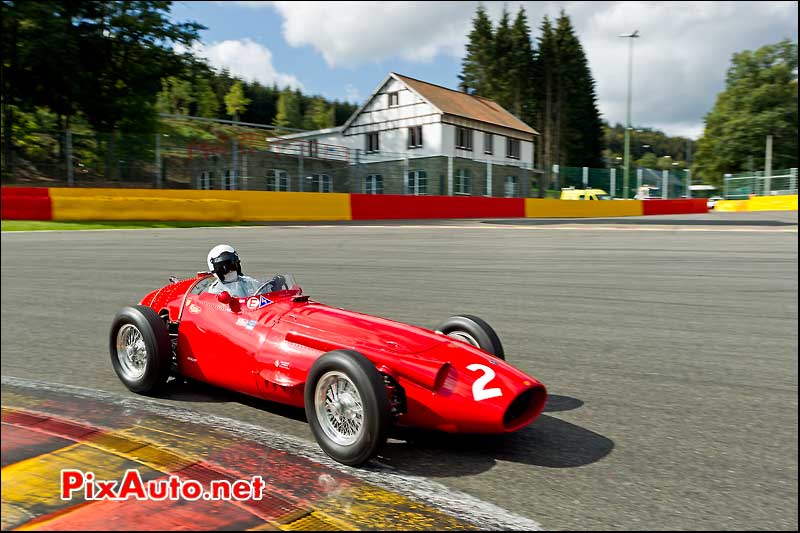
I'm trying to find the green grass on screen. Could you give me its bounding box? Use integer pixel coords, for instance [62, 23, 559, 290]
[1, 220, 262, 231]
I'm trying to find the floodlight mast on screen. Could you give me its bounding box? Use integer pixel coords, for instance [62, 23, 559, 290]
[618, 30, 639, 199]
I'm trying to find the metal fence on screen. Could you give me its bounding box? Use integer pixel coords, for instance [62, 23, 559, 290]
[723, 169, 798, 199]
[2, 126, 695, 199]
[553, 165, 690, 199]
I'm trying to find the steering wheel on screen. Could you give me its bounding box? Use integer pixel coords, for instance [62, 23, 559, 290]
[255, 275, 287, 295]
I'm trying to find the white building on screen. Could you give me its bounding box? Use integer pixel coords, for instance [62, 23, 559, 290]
[272, 72, 541, 197]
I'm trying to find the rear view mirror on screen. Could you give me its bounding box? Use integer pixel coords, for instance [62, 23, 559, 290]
[217, 291, 241, 311]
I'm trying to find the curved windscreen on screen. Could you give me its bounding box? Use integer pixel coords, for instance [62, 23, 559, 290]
[254, 273, 301, 295]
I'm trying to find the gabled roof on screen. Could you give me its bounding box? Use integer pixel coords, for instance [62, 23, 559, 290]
[392, 73, 539, 135]
[341, 72, 538, 136]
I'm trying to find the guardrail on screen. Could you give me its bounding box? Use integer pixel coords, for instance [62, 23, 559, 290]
[2, 187, 712, 222]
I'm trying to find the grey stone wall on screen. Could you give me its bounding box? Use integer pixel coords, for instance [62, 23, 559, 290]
[188, 150, 543, 197]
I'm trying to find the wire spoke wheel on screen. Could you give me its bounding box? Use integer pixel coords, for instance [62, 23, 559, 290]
[116, 324, 148, 381]
[315, 371, 365, 446]
[446, 330, 480, 348]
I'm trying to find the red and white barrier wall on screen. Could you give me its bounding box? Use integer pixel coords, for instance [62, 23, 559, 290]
[1, 186, 713, 222]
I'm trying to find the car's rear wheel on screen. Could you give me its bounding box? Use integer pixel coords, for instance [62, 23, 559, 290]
[435, 314, 505, 360]
[110, 305, 171, 394]
[305, 349, 390, 466]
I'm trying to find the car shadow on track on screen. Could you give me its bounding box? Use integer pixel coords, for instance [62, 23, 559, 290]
[159, 378, 308, 422]
[158, 381, 613, 475]
[375, 394, 613, 476]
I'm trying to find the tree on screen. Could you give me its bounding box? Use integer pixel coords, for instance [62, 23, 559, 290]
[636, 152, 658, 169]
[224, 81, 250, 121]
[67, 1, 204, 177]
[508, 7, 536, 122]
[488, 8, 514, 109]
[302, 97, 335, 130]
[157, 77, 194, 115]
[195, 78, 219, 118]
[553, 12, 604, 168]
[72, 2, 203, 131]
[532, 15, 556, 196]
[458, 4, 494, 95]
[533, 10, 605, 179]
[273, 88, 302, 129]
[693, 40, 798, 185]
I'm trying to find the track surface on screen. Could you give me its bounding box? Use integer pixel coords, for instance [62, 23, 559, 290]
[2, 211, 798, 530]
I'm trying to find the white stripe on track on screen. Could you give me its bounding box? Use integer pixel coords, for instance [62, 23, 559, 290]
[2, 223, 796, 233]
[1, 375, 543, 531]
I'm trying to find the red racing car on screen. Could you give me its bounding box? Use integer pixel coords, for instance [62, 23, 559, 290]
[110, 272, 547, 465]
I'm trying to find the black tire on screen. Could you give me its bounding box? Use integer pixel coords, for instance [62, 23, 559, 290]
[305, 349, 390, 466]
[109, 305, 171, 395]
[435, 314, 505, 360]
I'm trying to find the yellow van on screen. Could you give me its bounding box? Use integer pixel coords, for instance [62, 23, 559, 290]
[560, 187, 612, 200]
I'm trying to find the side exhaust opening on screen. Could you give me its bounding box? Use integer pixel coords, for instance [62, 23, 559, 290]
[503, 385, 547, 429]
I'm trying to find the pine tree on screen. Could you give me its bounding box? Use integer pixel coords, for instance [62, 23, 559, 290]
[489, 8, 514, 109]
[533, 15, 557, 194]
[458, 4, 494, 95]
[273, 88, 302, 129]
[553, 12, 604, 167]
[532, 11, 605, 182]
[508, 7, 536, 123]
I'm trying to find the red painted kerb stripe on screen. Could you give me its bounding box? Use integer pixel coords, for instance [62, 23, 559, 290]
[1, 186, 53, 220]
[641, 198, 708, 215]
[350, 194, 525, 220]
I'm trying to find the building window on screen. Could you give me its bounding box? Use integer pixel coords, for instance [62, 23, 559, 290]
[455, 127, 473, 150]
[222, 169, 233, 190]
[504, 176, 519, 198]
[309, 174, 332, 193]
[408, 126, 423, 148]
[484, 132, 493, 155]
[455, 168, 471, 195]
[198, 171, 212, 190]
[388, 91, 399, 107]
[364, 174, 383, 194]
[366, 132, 380, 153]
[266, 169, 289, 191]
[506, 138, 520, 159]
[406, 170, 427, 195]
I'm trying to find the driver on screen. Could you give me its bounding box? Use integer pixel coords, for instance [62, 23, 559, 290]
[205, 244, 263, 298]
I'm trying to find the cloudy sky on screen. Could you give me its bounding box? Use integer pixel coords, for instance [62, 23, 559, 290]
[169, 1, 798, 139]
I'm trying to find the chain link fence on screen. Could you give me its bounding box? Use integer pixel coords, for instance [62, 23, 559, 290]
[723, 169, 798, 199]
[551, 165, 690, 199]
[3, 125, 720, 200]
[2, 127, 547, 196]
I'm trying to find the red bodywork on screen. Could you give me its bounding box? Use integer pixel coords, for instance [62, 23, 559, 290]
[141, 275, 547, 434]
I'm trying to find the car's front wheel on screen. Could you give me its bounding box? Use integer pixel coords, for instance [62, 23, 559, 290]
[109, 305, 171, 394]
[305, 349, 390, 466]
[435, 314, 505, 360]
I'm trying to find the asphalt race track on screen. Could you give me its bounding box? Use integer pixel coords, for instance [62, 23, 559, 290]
[2, 211, 798, 530]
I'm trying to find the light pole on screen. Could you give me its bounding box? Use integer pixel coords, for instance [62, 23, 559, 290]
[619, 30, 639, 199]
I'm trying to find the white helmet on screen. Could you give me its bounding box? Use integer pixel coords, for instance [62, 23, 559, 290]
[207, 244, 242, 282]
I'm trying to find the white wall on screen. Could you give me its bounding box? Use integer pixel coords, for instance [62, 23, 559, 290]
[275, 75, 535, 168]
[440, 124, 534, 165]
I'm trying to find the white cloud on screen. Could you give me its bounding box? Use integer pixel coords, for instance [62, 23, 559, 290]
[181, 38, 304, 90]
[265, 1, 798, 138]
[270, 1, 469, 67]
